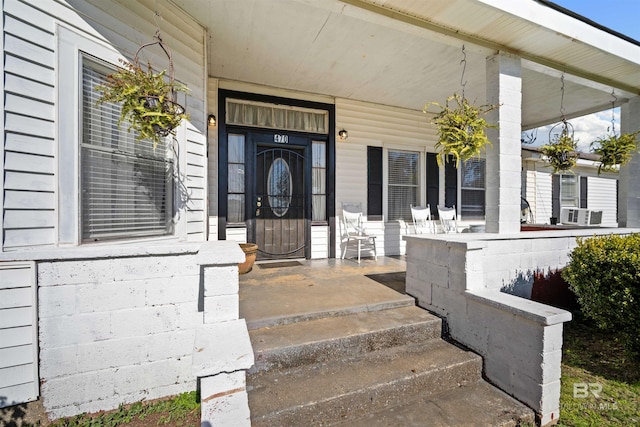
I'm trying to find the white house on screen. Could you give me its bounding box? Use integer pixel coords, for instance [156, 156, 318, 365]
[2, 0, 640, 426]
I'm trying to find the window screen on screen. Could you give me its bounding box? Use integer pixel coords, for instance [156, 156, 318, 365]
[81, 57, 174, 241]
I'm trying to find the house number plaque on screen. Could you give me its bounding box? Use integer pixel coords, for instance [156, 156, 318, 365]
[274, 134, 289, 144]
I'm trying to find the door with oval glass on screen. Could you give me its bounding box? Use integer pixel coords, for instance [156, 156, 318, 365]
[254, 142, 306, 259]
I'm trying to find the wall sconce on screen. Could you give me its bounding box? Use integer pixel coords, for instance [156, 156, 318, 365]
[338, 129, 348, 140]
[208, 114, 217, 127]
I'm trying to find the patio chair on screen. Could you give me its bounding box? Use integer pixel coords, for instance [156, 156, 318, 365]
[437, 205, 459, 233]
[410, 204, 435, 234]
[341, 205, 377, 263]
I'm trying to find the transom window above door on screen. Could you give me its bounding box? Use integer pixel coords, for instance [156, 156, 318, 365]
[226, 99, 329, 134]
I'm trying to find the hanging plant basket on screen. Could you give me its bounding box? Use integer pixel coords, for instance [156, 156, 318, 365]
[541, 121, 579, 173]
[96, 34, 189, 146]
[425, 93, 498, 167]
[590, 131, 639, 175]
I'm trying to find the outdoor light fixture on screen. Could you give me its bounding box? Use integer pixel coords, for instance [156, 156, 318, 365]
[208, 114, 217, 127]
[338, 129, 348, 140]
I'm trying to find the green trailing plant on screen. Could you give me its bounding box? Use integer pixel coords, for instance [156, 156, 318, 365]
[540, 123, 578, 173]
[590, 131, 640, 175]
[562, 233, 640, 358]
[425, 93, 498, 167]
[96, 59, 189, 147]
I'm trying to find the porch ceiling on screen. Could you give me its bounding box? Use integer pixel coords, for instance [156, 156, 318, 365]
[173, 0, 640, 129]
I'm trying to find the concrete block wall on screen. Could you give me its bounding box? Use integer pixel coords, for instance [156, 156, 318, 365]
[36, 246, 204, 418]
[404, 232, 580, 426]
[8, 241, 254, 424]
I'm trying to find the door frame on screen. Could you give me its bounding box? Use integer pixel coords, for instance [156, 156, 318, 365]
[217, 89, 336, 259]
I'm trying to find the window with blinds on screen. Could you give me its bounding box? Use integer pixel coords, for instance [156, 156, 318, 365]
[226, 99, 328, 134]
[560, 174, 579, 207]
[81, 57, 174, 241]
[461, 158, 486, 218]
[388, 150, 419, 221]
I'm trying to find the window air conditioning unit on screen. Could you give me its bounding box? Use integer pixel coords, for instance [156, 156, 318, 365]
[560, 208, 603, 226]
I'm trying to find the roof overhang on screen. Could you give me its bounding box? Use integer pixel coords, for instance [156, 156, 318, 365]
[172, 0, 640, 128]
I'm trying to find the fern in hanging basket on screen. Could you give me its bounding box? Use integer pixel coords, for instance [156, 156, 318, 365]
[541, 122, 579, 173]
[590, 131, 640, 175]
[96, 60, 189, 146]
[425, 94, 498, 167]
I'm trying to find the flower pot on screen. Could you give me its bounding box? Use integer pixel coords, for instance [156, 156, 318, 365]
[238, 243, 258, 274]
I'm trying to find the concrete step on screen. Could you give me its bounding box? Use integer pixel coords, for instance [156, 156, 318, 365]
[245, 291, 416, 330]
[248, 339, 483, 426]
[340, 380, 536, 427]
[249, 305, 442, 374]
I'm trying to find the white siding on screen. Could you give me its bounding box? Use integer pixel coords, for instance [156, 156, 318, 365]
[2, 0, 207, 250]
[587, 176, 618, 227]
[335, 98, 437, 256]
[0, 262, 38, 408]
[310, 225, 329, 259]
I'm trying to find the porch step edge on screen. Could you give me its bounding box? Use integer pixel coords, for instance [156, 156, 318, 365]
[248, 339, 482, 426]
[249, 305, 442, 373]
[245, 294, 416, 330]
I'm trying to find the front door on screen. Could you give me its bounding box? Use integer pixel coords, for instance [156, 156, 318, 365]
[253, 139, 306, 259]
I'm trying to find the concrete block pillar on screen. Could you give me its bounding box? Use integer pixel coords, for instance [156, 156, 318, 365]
[618, 96, 640, 227]
[194, 242, 254, 427]
[485, 52, 522, 234]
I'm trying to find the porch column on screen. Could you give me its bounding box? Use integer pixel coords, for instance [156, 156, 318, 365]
[618, 96, 640, 227]
[485, 52, 522, 234]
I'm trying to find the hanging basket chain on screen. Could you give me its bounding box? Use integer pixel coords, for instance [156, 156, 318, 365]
[459, 45, 467, 100]
[610, 90, 617, 135]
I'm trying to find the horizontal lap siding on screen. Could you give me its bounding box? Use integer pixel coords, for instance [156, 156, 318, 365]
[3, 3, 56, 249]
[2, 0, 207, 250]
[0, 263, 38, 408]
[587, 176, 618, 227]
[335, 98, 436, 256]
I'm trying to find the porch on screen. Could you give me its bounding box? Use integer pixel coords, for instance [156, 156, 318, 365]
[239, 256, 535, 426]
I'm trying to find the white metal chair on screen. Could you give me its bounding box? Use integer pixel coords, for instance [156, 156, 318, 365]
[410, 205, 435, 234]
[437, 205, 459, 233]
[341, 205, 377, 263]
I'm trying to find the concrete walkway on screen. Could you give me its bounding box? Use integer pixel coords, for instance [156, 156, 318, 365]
[239, 256, 411, 330]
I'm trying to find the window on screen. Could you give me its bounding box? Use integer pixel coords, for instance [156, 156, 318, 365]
[81, 57, 174, 241]
[461, 158, 485, 218]
[560, 174, 579, 208]
[388, 150, 419, 221]
[226, 99, 328, 134]
[312, 141, 327, 222]
[227, 134, 246, 224]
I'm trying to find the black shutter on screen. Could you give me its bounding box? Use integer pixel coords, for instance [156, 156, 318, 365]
[426, 153, 439, 218]
[367, 146, 383, 220]
[580, 176, 588, 209]
[552, 174, 560, 220]
[444, 156, 457, 209]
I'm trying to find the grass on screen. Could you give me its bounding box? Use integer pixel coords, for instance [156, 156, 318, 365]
[43, 391, 200, 427]
[557, 312, 640, 427]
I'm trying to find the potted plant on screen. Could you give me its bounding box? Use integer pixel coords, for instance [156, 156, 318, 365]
[425, 93, 498, 167]
[590, 130, 640, 175]
[541, 121, 579, 173]
[96, 37, 189, 147]
[238, 243, 258, 274]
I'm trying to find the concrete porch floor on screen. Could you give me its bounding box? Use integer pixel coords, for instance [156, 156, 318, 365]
[239, 256, 412, 330]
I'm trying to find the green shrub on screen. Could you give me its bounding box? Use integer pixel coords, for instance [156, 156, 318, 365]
[562, 233, 640, 357]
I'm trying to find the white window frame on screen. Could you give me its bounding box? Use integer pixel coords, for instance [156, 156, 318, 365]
[57, 26, 181, 245]
[459, 158, 486, 219]
[560, 174, 579, 208]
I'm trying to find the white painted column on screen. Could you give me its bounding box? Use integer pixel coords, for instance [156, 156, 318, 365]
[618, 96, 640, 227]
[485, 52, 522, 233]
